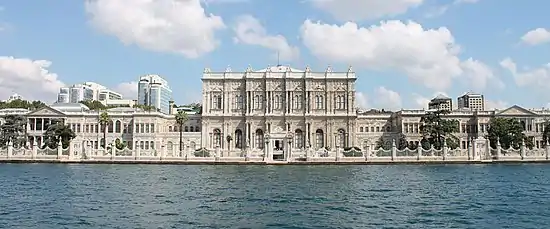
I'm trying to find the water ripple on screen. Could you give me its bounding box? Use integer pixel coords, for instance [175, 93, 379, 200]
[1, 164, 550, 228]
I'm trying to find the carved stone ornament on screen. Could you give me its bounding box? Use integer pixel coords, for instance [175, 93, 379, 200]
[246, 65, 253, 72]
[325, 65, 333, 73]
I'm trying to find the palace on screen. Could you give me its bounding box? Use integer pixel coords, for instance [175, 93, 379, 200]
[1, 65, 550, 160]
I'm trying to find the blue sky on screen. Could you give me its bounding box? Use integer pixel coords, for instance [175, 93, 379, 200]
[1, 0, 549, 110]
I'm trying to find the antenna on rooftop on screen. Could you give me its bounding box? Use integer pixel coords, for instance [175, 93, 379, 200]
[277, 51, 280, 66]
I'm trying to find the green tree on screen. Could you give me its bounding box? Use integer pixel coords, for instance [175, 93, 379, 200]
[42, 120, 76, 149]
[133, 104, 156, 111]
[175, 110, 188, 152]
[420, 109, 459, 149]
[99, 112, 110, 148]
[445, 135, 460, 149]
[0, 99, 46, 110]
[375, 137, 391, 150]
[115, 138, 126, 150]
[396, 133, 408, 150]
[30, 100, 47, 110]
[487, 117, 533, 149]
[0, 115, 28, 148]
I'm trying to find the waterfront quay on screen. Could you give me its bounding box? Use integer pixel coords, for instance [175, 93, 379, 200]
[2, 137, 550, 165]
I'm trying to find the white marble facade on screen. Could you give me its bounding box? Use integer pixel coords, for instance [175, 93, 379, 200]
[200, 65, 357, 159]
[0, 103, 201, 153]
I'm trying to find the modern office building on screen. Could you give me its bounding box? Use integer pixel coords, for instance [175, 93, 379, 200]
[137, 74, 172, 114]
[458, 92, 485, 111]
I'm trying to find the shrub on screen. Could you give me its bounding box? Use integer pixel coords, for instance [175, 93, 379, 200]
[343, 146, 363, 157]
[193, 148, 210, 157]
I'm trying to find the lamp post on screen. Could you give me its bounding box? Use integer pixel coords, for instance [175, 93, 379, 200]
[209, 132, 213, 150]
[264, 134, 270, 161]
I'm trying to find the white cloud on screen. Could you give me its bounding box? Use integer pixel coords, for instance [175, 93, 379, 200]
[461, 58, 504, 90]
[485, 100, 508, 110]
[411, 93, 430, 109]
[300, 20, 497, 91]
[233, 15, 299, 61]
[425, 0, 479, 18]
[308, 0, 424, 21]
[0, 56, 65, 102]
[355, 91, 369, 109]
[114, 81, 138, 99]
[409, 92, 450, 109]
[202, 0, 248, 4]
[520, 28, 550, 46]
[500, 57, 550, 89]
[372, 87, 402, 110]
[85, 0, 225, 58]
[454, 0, 479, 3]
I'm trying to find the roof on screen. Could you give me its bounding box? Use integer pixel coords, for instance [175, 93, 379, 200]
[433, 94, 451, 100]
[50, 103, 90, 112]
[460, 91, 483, 97]
[107, 107, 142, 112]
[254, 65, 304, 73]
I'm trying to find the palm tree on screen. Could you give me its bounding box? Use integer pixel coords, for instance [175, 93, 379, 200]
[99, 112, 110, 149]
[175, 110, 188, 152]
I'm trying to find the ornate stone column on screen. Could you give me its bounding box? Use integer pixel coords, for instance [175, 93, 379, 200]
[391, 139, 396, 161]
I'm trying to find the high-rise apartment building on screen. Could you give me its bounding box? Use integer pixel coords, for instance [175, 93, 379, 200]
[57, 82, 122, 104]
[428, 94, 453, 111]
[137, 74, 172, 114]
[457, 92, 485, 111]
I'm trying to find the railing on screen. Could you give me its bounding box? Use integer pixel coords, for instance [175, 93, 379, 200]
[1, 139, 549, 163]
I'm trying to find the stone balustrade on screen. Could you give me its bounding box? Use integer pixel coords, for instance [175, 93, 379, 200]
[1, 137, 549, 164]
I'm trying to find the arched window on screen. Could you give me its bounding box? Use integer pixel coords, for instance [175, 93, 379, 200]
[167, 141, 173, 150]
[190, 126, 194, 132]
[315, 129, 324, 149]
[213, 129, 221, 147]
[295, 129, 304, 149]
[294, 95, 302, 109]
[235, 95, 244, 110]
[337, 129, 346, 148]
[235, 129, 243, 149]
[212, 94, 222, 109]
[254, 95, 260, 109]
[274, 95, 280, 109]
[315, 95, 324, 109]
[115, 120, 122, 133]
[255, 129, 264, 149]
[108, 121, 114, 133]
[184, 126, 189, 132]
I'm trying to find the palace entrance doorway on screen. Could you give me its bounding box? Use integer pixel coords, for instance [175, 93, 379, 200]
[265, 127, 293, 161]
